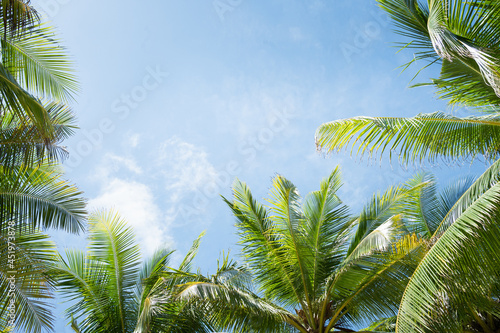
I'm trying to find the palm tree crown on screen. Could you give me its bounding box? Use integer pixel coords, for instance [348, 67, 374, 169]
[182, 168, 426, 333]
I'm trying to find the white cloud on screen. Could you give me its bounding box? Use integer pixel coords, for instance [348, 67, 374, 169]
[152, 136, 224, 231]
[108, 154, 142, 174]
[156, 136, 218, 203]
[88, 178, 174, 256]
[88, 153, 173, 257]
[91, 153, 142, 181]
[87, 137, 220, 257]
[128, 133, 141, 148]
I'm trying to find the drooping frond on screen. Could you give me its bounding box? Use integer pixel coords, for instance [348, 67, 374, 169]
[0, 0, 39, 38]
[316, 112, 500, 165]
[0, 102, 76, 167]
[0, 164, 86, 233]
[176, 253, 291, 333]
[378, 0, 500, 107]
[1, 23, 78, 102]
[0, 231, 57, 333]
[397, 181, 500, 332]
[432, 157, 500, 238]
[0, 62, 53, 139]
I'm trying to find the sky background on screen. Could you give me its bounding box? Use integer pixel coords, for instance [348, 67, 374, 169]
[28, 0, 486, 331]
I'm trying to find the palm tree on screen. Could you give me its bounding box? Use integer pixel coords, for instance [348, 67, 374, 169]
[0, 162, 86, 333]
[0, 0, 77, 141]
[392, 161, 500, 333]
[0, 2, 85, 332]
[179, 168, 425, 333]
[315, 1, 500, 166]
[56, 210, 245, 333]
[315, 1, 500, 331]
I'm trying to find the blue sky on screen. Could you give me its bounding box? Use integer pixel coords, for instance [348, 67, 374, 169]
[30, 0, 486, 331]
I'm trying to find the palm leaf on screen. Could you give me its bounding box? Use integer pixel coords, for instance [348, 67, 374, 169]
[0, 102, 76, 167]
[0, 231, 57, 333]
[0, 164, 86, 234]
[316, 112, 500, 165]
[0, 0, 38, 38]
[1, 23, 78, 102]
[378, 0, 500, 107]
[397, 181, 500, 332]
[87, 211, 141, 333]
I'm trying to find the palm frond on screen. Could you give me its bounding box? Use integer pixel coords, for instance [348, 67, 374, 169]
[0, 164, 87, 234]
[87, 211, 141, 333]
[0, 0, 39, 38]
[223, 180, 305, 309]
[0, 231, 57, 333]
[302, 167, 350, 297]
[378, 0, 500, 106]
[326, 234, 423, 332]
[0, 102, 76, 167]
[397, 181, 500, 332]
[316, 112, 500, 165]
[1, 23, 78, 102]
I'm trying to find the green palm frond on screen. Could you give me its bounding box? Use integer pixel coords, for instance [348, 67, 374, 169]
[178, 230, 205, 272]
[397, 180, 500, 332]
[223, 169, 427, 332]
[345, 214, 406, 262]
[0, 102, 77, 167]
[57, 249, 112, 333]
[223, 180, 307, 310]
[58, 212, 222, 333]
[378, 0, 500, 107]
[432, 157, 500, 238]
[316, 112, 500, 165]
[325, 234, 423, 332]
[361, 316, 396, 332]
[0, 231, 57, 333]
[1, 23, 78, 102]
[0, 62, 53, 139]
[267, 174, 315, 313]
[135, 244, 221, 333]
[302, 167, 349, 297]
[0, 164, 87, 233]
[175, 252, 290, 333]
[347, 186, 414, 256]
[0, 0, 38, 38]
[88, 211, 141, 333]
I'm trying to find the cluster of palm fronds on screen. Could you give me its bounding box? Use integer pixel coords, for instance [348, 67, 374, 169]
[313, 0, 500, 332]
[0, 1, 86, 332]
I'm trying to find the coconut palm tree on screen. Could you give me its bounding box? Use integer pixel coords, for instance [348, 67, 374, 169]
[315, 1, 500, 332]
[56, 210, 247, 333]
[179, 168, 427, 333]
[0, 2, 85, 331]
[0, 162, 86, 333]
[0, 24, 85, 332]
[315, 0, 500, 166]
[0, 0, 77, 141]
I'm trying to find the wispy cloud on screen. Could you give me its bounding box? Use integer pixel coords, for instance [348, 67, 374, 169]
[87, 136, 221, 256]
[88, 154, 173, 256]
[156, 136, 218, 205]
[88, 178, 172, 256]
[127, 133, 141, 148]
